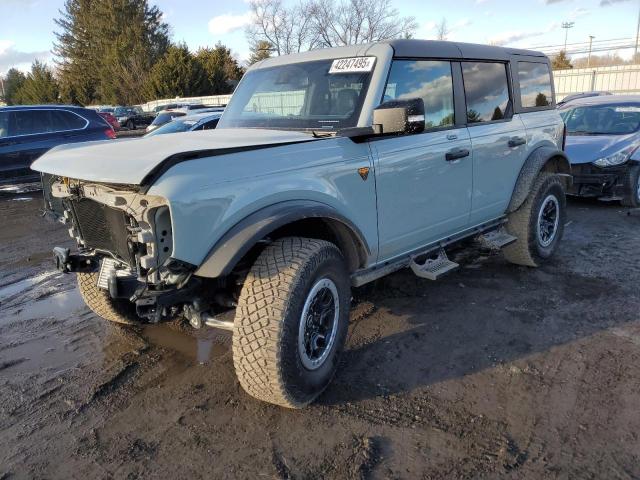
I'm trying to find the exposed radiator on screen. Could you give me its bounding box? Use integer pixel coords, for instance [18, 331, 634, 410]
[68, 198, 134, 265]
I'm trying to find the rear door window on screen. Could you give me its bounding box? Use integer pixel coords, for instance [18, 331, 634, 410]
[11, 110, 52, 136]
[461, 62, 511, 123]
[383, 60, 455, 129]
[518, 62, 552, 108]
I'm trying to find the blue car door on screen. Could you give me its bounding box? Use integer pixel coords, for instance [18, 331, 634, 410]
[372, 60, 473, 261]
[460, 62, 528, 224]
[0, 110, 51, 183]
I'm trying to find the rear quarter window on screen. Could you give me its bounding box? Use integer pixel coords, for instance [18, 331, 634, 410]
[518, 62, 553, 109]
[50, 110, 87, 131]
[461, 62, 511, 124]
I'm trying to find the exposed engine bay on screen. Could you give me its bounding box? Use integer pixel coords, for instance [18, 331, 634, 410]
[49, 178, 235, 324]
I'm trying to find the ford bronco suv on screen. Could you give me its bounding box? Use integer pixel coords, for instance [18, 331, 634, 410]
[32, 40, 569, 408]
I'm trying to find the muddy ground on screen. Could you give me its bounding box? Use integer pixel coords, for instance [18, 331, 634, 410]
[0, 193, 638, 479]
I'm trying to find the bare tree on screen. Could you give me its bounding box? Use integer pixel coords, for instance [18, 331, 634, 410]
[435, 18, 449, 41]
[246, 0, 417, 55]
[246, 0, 318, 56]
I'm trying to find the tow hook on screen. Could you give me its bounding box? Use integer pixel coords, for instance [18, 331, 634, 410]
[53, 247, 97, 273]
[53, 247, 71, 273]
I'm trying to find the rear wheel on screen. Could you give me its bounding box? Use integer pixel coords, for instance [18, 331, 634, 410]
[77, 272, 139, 325]
[126, 119, 135, 130]
[232, 237, 350, 408]
[621, 165, 640, 208]
[503, 172, 566, 267]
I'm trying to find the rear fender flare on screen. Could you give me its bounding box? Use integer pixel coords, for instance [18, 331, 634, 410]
[194, 200, 371, 278]
[508, 146, 571, 213]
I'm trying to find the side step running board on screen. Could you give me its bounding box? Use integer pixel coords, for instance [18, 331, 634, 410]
[410, 248, 459, 280]
[478, 229, 517, 250]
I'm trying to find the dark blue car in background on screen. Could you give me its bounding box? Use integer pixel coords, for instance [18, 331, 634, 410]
[0, 105, 115, 192]
[560, 95, 640, 207]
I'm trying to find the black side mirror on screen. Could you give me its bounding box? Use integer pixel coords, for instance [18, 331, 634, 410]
[373, 98, 425, 135]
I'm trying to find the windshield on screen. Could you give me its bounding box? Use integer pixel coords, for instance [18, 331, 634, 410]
[217, 59, 373, 131]
[151, 111, 185, 126]
[114, 107, 135, 116]
[145, 118, 198, 137]
[561, 104, 640, 135]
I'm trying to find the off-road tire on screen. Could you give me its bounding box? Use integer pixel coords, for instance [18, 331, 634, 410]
[621, 165, 640, 208]
[503, 172, 566, 267]
[77, 272, 139, 325]
[232, 237, 350, 408]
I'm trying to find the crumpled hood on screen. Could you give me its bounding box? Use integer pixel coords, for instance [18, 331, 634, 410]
[31, 128, 315, 185]
[565, 133, 636, 165]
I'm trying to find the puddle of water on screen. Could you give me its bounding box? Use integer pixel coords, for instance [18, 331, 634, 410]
[0, 271, 60, 303]
[0, 182, 41, 195]
[142, 324, 229, 364]
[2, 287, 86, 323]
[0, 288, 92, 375]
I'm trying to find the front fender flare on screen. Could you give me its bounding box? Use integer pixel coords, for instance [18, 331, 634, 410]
[507, 146, 571, 213]
[194, 200, 371, 278]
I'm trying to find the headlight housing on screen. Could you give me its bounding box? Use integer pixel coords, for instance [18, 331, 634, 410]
[593, 146, 636, 168]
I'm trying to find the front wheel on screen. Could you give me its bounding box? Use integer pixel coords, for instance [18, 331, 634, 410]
[77, 272, 139, 325]
[503, 172, 566, 267]
[126, 119, 135, 130]
[621, 165, 640, 208]
[232, 237, 350, 408]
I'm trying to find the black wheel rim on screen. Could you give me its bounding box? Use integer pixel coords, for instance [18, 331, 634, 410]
[297, 278, 340, 370]
[537, 194, 560, 247]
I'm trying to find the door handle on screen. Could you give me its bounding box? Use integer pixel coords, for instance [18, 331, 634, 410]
[508, 136, 526, 147]
[445, 148, 470, 162]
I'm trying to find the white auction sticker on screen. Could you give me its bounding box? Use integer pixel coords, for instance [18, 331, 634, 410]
[329, 56, 376, 74]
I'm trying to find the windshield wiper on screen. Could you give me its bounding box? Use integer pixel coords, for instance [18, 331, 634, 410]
[311, 130, 336, 138]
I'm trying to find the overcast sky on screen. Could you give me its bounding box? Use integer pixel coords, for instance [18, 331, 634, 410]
[0, 0, 638, 74]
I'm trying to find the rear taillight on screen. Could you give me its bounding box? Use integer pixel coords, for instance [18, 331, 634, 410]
[562, 123, 567, 151]
[105, 128, 116, 140]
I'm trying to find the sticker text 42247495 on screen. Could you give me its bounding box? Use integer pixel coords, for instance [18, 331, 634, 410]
[329, 57, 376, 74]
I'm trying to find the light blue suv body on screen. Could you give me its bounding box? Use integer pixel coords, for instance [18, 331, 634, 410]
[33, 40, 569, 407]
[34, 40, 566, 281]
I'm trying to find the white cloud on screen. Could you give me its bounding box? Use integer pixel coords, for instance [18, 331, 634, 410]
[419, 18, 473, 40]
[487, 22, 559, 46]
[568, 7, 590, 20]
[0, 40, 52, 75]
[0, 40, 14, 55]
[453, 18, 472, 29]
[208, 12, 252, 36]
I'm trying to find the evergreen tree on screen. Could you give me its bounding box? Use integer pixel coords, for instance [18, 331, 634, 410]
[93, 0, 169, 103]
[196, 43, 244, 95]
[54, 0, 99, 105]
[248, 41, 273, 65]
[145, 44, 207, 99]
[535, 92, 550, 107]
[1, 68, 26, 105]
[552, 50, 573, 70]
[14, 61, 60, 105]
[54, 0, 169, 105]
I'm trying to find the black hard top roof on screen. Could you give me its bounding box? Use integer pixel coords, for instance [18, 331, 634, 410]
[377, 39, 547, 61]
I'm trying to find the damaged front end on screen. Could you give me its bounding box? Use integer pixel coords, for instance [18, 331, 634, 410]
[50, 178, 201, 323]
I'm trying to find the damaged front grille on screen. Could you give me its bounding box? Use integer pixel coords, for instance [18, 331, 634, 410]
[68, 198, 135, 265]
